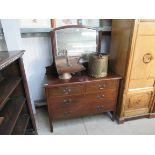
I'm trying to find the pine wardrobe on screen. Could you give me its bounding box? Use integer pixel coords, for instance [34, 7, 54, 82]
[110, 19, 155, 123]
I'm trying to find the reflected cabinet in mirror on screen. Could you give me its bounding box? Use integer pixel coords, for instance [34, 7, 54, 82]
[54, 26, 98, 62]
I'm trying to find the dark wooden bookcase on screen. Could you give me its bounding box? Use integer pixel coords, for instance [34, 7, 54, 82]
[0, 50, 37, 135]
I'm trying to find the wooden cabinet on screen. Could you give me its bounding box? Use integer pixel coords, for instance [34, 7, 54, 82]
[110, 20, 155, 123]
[0, 51, 37, 135]
[44, 72, 121, 132]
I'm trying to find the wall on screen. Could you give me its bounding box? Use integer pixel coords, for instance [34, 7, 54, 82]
[21, 33, 52, 104]
[0, 21, 8, 51]
[1, 19, 22, 50]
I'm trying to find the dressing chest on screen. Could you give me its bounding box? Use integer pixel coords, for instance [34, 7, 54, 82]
[44, 70, 121, 132]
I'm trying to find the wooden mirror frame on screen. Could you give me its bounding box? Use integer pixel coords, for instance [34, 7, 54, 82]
[50, 24, 100, 63]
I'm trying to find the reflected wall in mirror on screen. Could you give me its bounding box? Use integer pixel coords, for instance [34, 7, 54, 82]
[55, 27, 97, 62]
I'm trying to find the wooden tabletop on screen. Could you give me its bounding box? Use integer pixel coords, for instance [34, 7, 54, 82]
[44, 72, 122, 87]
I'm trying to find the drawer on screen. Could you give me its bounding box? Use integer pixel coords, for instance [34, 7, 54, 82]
[85, 90, 116, 105]
[48, 95, 85, 109]
[138, 22, 155, 35]
[50, 100, 115, 120]
[48, 84, 85, 96]
[85, 80, 118, 93]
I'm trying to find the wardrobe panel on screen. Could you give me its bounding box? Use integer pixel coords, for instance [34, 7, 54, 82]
[130, 36, 155, 80]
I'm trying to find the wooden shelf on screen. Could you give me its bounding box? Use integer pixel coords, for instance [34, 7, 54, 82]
[25, 129, 37, 135]
[0, 77, 21, 110]
[0, 97, 26, 135]
[0, 117, 4, 125]
[20, 28, 53, 33]
[12, 114, 30, 135]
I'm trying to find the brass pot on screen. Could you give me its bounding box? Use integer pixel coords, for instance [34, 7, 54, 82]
[88, 54, 108, 78]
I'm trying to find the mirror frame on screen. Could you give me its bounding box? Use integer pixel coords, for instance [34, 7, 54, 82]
[51, 25, 100, 62]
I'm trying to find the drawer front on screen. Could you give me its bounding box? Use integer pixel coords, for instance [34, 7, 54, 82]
[138, 22, 155, 35]
[48, 84, 85, 96]
[85, 89, 116, 105]
[49, 95, 85, 109]
[85, 80, 118, 93]
[51, 101, 115, 120]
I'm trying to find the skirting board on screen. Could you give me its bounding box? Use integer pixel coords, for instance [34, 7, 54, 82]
[116, 113, 153, 124]
[34, 99, 47, 107]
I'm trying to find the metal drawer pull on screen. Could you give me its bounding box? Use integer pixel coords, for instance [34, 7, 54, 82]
[63, 99, 72, 104]
[63, 87, 71, 93]
[97, 95, 104, 99]
[98, 84, 106, 89]
[64, 111, 72, 117]
[96, 105, 104, 111]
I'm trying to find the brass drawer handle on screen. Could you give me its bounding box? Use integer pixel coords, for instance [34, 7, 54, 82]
[63, 99, 72, 105]
[96, 105, 104, 111]
[97, 94, 105, 99]
[98, 84, 106, 89]
[64, 111, 72, 117]
[63, 87, 71, 93]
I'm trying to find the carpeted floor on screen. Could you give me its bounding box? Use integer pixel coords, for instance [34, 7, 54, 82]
[35, 106, 155, 135]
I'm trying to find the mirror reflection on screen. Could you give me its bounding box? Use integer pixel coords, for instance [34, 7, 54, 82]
[55, 27, 97, 62]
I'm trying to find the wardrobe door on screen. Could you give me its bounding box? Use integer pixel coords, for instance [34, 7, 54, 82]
[130, 36, 155, 80]
[124, 90, 153, 117]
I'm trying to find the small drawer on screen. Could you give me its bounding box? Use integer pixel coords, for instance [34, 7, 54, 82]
[138, 22, 155, 35]
[48, 95, 84, 109]
[48, 84, 85, 96]
[85, 90, 116, 105]
[85, 80, 117, 93]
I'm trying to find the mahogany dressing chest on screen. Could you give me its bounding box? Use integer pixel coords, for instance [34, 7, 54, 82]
[44, 69, 121, 132]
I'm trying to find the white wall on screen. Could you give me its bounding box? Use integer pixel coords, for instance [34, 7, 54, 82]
[0, 20, 8, 51]
[21, 33, 52, 103]
[1, 19, 22, 50]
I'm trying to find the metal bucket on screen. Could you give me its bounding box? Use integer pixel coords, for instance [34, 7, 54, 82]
[88, 54, 108, 78]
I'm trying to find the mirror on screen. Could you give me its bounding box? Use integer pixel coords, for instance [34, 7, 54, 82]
[55, 27, 97, 63]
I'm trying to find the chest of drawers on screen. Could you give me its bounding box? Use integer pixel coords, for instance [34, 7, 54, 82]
[44, 73, 121, 132]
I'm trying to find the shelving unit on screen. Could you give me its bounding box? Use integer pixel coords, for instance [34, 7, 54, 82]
[0, 97, 25, 134]
[0, 50, 37, 135]
[0, 117, 4, 125]
[12, 114, 30, 135]
[20, 28, 53, 33]
[0, 77, 21, 110]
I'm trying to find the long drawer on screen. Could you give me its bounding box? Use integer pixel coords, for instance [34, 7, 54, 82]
[85, 80, 118, 93]
[48, 84, 85, 96]
[50, 101, 115, 120]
